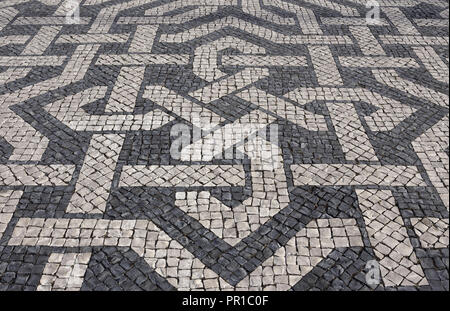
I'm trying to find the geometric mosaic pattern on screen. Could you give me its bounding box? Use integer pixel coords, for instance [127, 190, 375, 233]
[0, 0, 448, 291]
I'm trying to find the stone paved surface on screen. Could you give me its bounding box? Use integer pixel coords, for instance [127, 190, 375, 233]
[0, 0, 448, 291]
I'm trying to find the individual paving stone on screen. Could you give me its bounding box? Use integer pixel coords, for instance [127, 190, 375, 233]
[356, 189, 428, 287]
[66, 134, 125, 214]
[411, 218, 449, 249]
[37, 252, 91, 291]
[236, 218, 364, 291]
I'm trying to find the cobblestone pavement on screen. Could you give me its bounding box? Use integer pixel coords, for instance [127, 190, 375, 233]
[0, 0, 448, 291]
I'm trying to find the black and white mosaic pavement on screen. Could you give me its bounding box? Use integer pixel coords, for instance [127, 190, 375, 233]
[0, 0, 448, 291]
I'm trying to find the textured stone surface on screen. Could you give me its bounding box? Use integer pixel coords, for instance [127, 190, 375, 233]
[0, 0, 448, 291]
